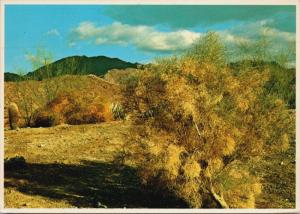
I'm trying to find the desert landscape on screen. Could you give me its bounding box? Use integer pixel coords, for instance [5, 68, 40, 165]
[3, 4, 296, 209]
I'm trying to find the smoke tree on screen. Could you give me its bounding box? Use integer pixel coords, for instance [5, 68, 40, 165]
[122, 32, 295, 208]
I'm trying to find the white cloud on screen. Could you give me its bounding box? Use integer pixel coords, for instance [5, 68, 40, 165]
[46, 29, 60, 37]
[227, 19, 295, 44]
[261, 27, 295, 43]
[218, 31, 251, 44]
[72, 22, 201, 52]
[70, 20, 295, 62]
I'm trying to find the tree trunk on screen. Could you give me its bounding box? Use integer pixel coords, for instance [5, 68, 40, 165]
[209, 181, 229, 208]
[194, 120, 203, 141]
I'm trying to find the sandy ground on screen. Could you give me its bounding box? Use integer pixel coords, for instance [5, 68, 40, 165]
[4, 121, 295, 208]
[4, 121, 129, 164]
[4, 121, 135, 208]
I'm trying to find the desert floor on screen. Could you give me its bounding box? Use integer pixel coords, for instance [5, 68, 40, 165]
[4, 121, 295, 208]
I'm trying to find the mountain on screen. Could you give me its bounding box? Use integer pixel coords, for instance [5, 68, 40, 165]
[4, 72, 24, 82]
[5, 55, 139, 81]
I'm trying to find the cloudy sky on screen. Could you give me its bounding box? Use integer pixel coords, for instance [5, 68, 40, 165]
[5, 5, 296, 73]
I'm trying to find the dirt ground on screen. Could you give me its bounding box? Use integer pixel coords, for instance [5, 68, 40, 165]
[4, 121, 186, 208]
[255, 142, 296, 208]
[4, 121, 295, 208]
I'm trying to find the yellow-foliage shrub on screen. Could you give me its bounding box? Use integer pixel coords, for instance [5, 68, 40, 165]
[32, 94, 112, 126]
[122, 32, 295, 208]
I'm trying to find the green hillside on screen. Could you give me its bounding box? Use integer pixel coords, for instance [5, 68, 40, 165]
[5, 55, 139, 81]
[4, 72, 24, 82]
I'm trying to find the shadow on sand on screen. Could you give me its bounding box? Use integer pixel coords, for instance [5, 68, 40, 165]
[5, 159, 187, 208]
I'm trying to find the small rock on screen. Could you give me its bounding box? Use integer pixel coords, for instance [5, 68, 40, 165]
[38, 144, 44, 148]
[280, 161, 284, 165]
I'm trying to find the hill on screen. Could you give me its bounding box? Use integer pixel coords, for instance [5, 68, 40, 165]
[4, 74, 123, 128]
[4, 55, 139, 81]
[4, 72, 24, 82]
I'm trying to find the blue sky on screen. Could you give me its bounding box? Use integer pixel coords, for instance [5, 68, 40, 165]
[5, 5, 296, 73]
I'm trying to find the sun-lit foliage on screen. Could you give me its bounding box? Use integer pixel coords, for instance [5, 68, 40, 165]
[122, 32, 295, 208]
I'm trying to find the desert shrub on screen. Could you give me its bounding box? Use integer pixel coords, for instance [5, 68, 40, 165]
[104, 68, 139, 85]
[66, 105, 106, 125]
[31, 94, 76, 127]
[46, 93, 80, 116]
[111, 103, 125, 120]
[122, 32, 295, 208]
[229, 61, 295, 109]
[13, 77, 43, 127]
[31, 94, 112, 126]
[11, 58, 61, 127]
[67, 112, 104, 125]
[49, 93, 113, 123]
[187, 32, 226, 67]
[31, 109, 62, 127]
[100, 105, 114, 122]
[232, 31, 296, 109]
[26, 48, 61, 103]
[264, 65, 295, 109]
